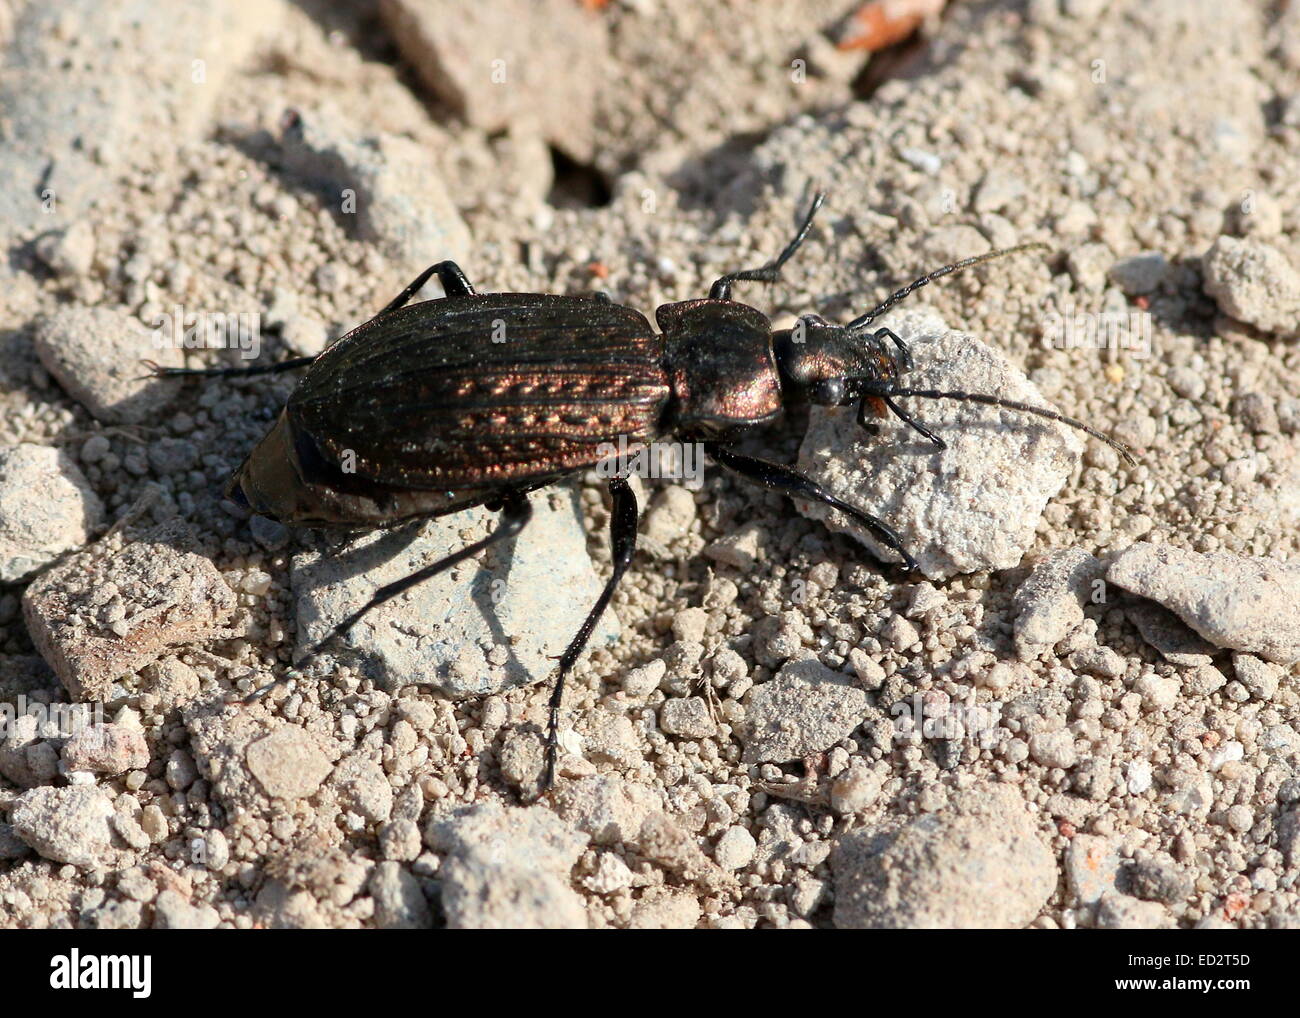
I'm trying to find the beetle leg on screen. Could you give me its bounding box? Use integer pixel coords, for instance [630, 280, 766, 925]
[708, 192, 826, 301]
[139, 356, 316, 380]
[542, 475, 638, 793]
[379, 260, 477, 315]
[238, 492, 533, 705]
[871, 326, 914, 373]
[866, 394, 946, 449]
[703, 443, 919, 573]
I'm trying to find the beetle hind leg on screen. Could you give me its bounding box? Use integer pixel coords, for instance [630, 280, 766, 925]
[379, 260, 477, 315]
[541, 475, 639, 795]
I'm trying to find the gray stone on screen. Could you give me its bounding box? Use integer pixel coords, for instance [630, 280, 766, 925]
[329, 753, 394, 823]
[292, 487, 615, 698]
[1094, 892, 1174, 929]
[1121, 856, 1191, 905]
[831, 783, 1055, 928]
[1108, 542, 1300, 664]
[1232, 652, 1281, 700]
[1013, 548, 1103, 650]
[279, 103, 470, 267]
[1202, 236, 1300, 334]
[552, 776, 661, 846]
[0, 444, 103, 582]
[798, 309, 1084, 578]
[658, 696, 716, 739]
[713, 826, 757, 870]
[0, 822, 33, 861]
[9, 785, 115, 867]
[0, 1, 274, 263]
[742, 657, 870, 763]
[425, 802, 588, 929]
[23, 519, 239, 701]
[33, 306, 185, 424]
[370, 861, 432, 929]
[1124, 598, 1217, 666]
[1108, 252, 1169, 295]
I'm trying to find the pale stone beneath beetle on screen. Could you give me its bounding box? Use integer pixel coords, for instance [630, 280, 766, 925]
[797, 308, 1084, 579]
[1108, 542, 1300, 664]
[292, 487, 616, 698]
[0, 443, 103, 582]
[832, 782, 1055, 928]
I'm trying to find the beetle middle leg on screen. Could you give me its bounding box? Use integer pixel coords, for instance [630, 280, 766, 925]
[542, 474, 639, 793]
[703, 443, 919, 573]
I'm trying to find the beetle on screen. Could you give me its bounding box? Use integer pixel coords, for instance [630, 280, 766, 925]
[153, 193, 1130, 792]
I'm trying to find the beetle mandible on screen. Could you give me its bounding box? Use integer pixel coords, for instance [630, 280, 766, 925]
[155, 193, 1130, 792]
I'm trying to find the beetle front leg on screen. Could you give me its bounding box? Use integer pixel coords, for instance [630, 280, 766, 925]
[542, 475, 639, 794]
[709, 192, 826, 301]
[864, 394, 946, 449]
[379, 260, 477, 315]
[703, 443, 919, 573]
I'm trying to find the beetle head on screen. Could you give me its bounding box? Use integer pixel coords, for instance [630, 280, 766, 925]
[773, 315, 908, 413]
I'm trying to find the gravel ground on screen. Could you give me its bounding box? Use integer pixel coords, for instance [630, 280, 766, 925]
[1, 0, 1299, 929]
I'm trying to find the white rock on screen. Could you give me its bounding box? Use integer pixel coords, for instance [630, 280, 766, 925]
[797, 309, 1084, 578]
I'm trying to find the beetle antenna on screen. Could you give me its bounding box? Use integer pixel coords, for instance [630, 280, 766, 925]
[876, 384, 1136, 463]
[847, 242, 1051, 331]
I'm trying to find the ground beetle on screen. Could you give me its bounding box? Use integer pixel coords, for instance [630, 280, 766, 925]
[153, 194, 1130, 792]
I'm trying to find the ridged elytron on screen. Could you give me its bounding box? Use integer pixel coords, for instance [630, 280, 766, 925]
[156, 194, 1129, 792]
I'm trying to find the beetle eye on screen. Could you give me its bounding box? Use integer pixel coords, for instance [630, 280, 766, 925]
[810, 378, 846, 405]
